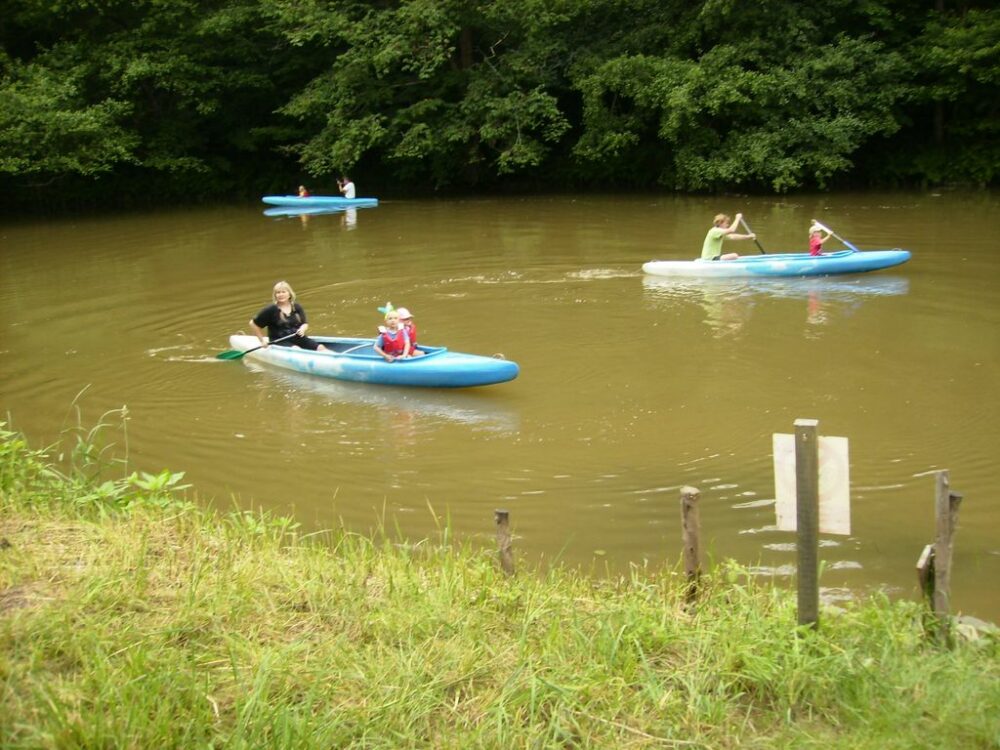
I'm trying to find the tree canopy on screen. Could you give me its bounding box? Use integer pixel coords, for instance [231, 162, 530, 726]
[1, 0, 996, 205]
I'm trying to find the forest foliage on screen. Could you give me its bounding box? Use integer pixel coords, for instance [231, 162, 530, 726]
[1, 0, 997, 204]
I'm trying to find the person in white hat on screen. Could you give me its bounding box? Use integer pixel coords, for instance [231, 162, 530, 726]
[808, 221, 832, 256]
[396, 307, 424, 356]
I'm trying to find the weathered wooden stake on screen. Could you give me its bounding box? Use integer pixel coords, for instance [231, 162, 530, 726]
[932, 470, 963, 645]
[680, 486, 701, 602]
[915, 543, 935, 610]
[915, 542, 937, 636]
[795, 418, 820, 628]
[494, 509, 515, 576]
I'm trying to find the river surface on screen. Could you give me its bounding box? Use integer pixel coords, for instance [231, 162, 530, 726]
[2, 191, 998, 621]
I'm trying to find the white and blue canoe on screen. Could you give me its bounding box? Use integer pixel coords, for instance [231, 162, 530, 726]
[228, 335, 518, 388]
[262, 195, 379, 209]
[642, 249, 910, 278]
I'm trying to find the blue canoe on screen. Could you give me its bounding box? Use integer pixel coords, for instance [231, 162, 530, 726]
[262, 195, 379, 209]
[228, 335, 518, 388]
[642, 249, 910, 278]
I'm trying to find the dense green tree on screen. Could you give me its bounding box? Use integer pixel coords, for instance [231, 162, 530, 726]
[0, 52, 138, 178]
[0, 0, 995, 204]
[900, 8, 1000, 186]
[0, 0, 325, 195]
[267, 0, 574, 187]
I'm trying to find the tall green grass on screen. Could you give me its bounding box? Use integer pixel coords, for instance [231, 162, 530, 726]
[1, 422, 997, 748]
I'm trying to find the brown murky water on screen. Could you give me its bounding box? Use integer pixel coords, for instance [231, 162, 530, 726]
[2, 191, 998, 620]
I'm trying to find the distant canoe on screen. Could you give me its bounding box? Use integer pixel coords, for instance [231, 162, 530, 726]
[227, 335, 519, 388]
[261, 195, 379, 209]
[642, 249, 911, 278]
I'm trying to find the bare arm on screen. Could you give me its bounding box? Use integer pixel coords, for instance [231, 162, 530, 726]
[721, 213, 754, 240]
[373, 336, 395, 362]
[249, 320, 267, 346]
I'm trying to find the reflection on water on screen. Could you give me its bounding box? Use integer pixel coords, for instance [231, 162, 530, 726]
[262, 206, 362, 230]
[263, 206, 346, 218]
[241, 360, 519, 433]
[642, 275, 910, 338]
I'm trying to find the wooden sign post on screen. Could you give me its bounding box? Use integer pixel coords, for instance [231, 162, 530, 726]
[794, 419, 820, 628]
[773, 419, 851, 629]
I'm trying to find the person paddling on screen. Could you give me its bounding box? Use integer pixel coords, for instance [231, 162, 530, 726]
[701, 213, 756, 261]
[249, 281, 328, 351]
[808, 221, 833, 256]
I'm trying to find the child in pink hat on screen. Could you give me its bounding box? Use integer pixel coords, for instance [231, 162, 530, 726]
[396, 307, 424, 357]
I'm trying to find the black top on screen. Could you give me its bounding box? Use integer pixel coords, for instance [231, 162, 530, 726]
[252, 302, 307, 341]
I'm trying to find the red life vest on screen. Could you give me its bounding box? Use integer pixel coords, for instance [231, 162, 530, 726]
[378, 329, 409, 355]
[403, 322, 417, 347]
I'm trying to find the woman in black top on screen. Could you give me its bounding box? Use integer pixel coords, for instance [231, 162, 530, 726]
[249, 281, 328, 351]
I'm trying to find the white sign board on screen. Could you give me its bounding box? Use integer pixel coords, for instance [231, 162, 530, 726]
[773, 433, 851, 535]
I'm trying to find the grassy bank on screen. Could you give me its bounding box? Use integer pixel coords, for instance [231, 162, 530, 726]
[1, 423, 998, 748]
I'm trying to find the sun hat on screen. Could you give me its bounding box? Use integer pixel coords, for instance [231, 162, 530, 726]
[397, 307, 412, 319]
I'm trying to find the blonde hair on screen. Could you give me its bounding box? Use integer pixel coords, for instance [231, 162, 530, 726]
[713, 214, 730, 227]
[272, 280, 296, 303]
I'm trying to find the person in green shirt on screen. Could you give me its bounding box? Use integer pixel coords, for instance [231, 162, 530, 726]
[701, 212, 756, 261]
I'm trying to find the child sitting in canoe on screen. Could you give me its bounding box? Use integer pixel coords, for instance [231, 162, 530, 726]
[396, 307, 424, 357]
[374, 306, 411, 362]
[809, 221, 832, 256]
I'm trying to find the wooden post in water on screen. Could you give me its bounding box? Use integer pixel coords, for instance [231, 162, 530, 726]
[932, 470, 963, 645]
[680, 486, 701, 603]
[494, 509, 515, 576]
[795, 419, 820, 628]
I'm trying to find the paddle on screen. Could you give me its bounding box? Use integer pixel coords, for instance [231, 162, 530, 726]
[216, 332, 298, 360]
[340, 343, 372, 355]
[812, 220, 860, 252]
[740, 217, 767, 254]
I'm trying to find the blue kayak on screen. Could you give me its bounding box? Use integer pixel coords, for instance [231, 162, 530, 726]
[262, 195, 379, 209]
[228, 335, 518, 388]
[642, 249, 910, 278]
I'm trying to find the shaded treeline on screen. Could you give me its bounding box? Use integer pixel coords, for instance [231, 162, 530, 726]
[1, 0, 997, 209]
